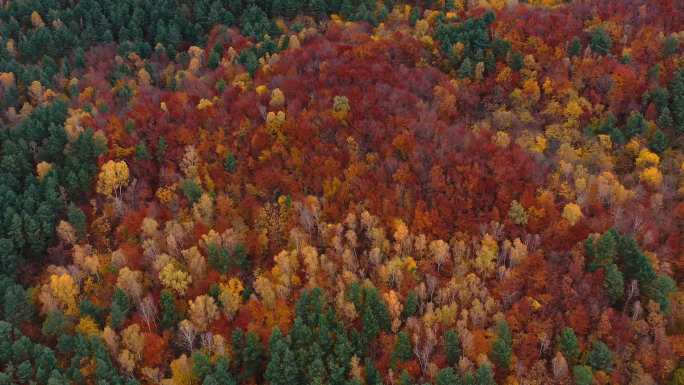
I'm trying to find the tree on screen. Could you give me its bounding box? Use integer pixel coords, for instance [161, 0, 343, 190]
[111, 288, 130, 329]
[568, 37, 582, 57]
[401, 291, 418, 320]
[490, 320, 512, 370]
[192, 351, 212, 381]
[241, 331, 264, 381]
[662, 36, 679, 57]
[558, 328, 580, 364]
[224, 152, 237, 173]
[435, 367, 460, 385]
[96, 160, 129, 197]
[671, 69, 684, 132]
[649, 130, 667, 153]
[444, 329, 461, 366]
[508, 200, 528, 226]
[3, 284, 32, 327]
[474, 364, 496, 385]
[562, 203, 582, 226]
[572, 365, 593, 385]
[392, 331, 413, 363]
[587, 230, 617, 272]
[586, 340, 612, 372]
[590, 28, 612, 56]
[364, 357, 382, 385]
[603, 264, 624, 304]
[160, 289, 179, 330]
[188, 295, 219, 332]
[625, 112, 646, 138]
[66, 204, 87, 240]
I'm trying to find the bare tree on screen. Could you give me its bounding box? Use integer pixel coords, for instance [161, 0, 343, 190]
[139, 295, 158, 332]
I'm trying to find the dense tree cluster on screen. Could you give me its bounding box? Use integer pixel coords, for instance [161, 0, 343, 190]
[0, 0, 683, 384]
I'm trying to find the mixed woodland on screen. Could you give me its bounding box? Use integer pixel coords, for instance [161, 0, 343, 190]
[0, 0, 684, 384]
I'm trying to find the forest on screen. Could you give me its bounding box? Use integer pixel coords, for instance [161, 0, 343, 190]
[0, 0, 683, 384]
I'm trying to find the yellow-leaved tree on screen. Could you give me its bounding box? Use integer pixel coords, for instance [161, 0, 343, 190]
[96, 160, 130, 197]
[562, 203, 583, 226]
[40, 273, 79, 315]
[218, 278, 244, 320]
[187, 294, 218, 332]
[159, 263, 192, 296]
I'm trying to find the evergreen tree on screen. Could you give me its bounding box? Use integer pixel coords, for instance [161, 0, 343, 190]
[625, 112, 646, 138]
[510, 51, 524, 71]
[401, 291, 418, 320]
[558, 327, 580, 364]
[436, 367, 460, 385]
[490, 320, 512, 370]
[572, 365, 593, 385]
[444, 329, 461, 366]
[474, 364, 496, 385]
[603, 263, 624, 304]
[224, 152, 237, 173]
[590, 27, 612, 56]
[110, 288, 129, 329]
[67, 204, 87, 240]
[3, 284, 32, 327]
[649, 129, 667, 153]
[671, 70, 684, 132]
[242, 331, 264, 381]
[365, 357, 382, 385]
[159, 289, 179, 330]
[618, 235, 656, 284]
[192, 352, 213, 381]
[586, 340, 613, 372]
[392, 331, 413, 363]
[458, 58, 473, 79]
[568, 36, 582, 57]
[658, 106, 674, 129]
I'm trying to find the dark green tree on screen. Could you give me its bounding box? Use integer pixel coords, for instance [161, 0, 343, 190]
[572, 365, 593, 385]
[586, 340, 613, 372]
[590, 27, 612, 56]
[490, 320, 512, 370]
[159, 289, 179, 330]
[568, 36, 582, 57]
[558, 327, 580, 364]
[110, 288, 129, 329]
[444, 329, 461, 366]
[392, 331, 413, 363]
[603, 263, 624, 304]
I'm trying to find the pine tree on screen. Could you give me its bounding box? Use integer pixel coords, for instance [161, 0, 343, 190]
[603, 263, 624, 304]
[392, 331, 413, 363]
[625, 112, 646, 138]
[3, 284, 32, 327]
[474, 364, 496, 385]
[110, 288, 129, 329]
[568, 37, 582, 57]
[159, 289, 179, 330]
[558, 327, 580, 364]
[401, 291, 418, 320]
[436, 367, 459, 385]
[365, 357, 382, 385]
[242, 331, 264, 381]
[510, 51, 524, 71]
[587, 340, 613, 372]
[572, 365, 593, 385]
[590, 27, 612, 56]
[444, 329, 461, 366]
[671, 69, 684, 132]
[490, 320, 512, 370]
[649, 129, 667, 153]
[458, 57, 473, 78]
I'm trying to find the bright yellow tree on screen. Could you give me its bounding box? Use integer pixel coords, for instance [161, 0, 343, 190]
[96, 160, 130, 197]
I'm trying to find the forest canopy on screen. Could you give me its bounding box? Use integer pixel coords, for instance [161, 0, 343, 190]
[0, 0, 683, 385]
